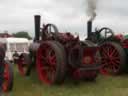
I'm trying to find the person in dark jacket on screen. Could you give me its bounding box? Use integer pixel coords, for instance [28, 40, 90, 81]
[12, 51, 19, 64]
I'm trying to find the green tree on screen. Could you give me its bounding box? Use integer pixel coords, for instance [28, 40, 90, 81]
[125, 34, 128, 39]
[13, 31, 32, 40]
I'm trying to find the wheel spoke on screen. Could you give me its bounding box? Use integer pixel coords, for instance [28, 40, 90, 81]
[111, 61, 120, 68]
[110, 48, 116, 56]
[102, 47, 108, 55]
[113, 60, 120, 65]
[107, 47, 110, 55]
[47, 68, 56, 82]
[47, 49, 56, 65]
[48, 55, 56, 65]
[108, 46, 114, 56]
[43, 65, 55, 82]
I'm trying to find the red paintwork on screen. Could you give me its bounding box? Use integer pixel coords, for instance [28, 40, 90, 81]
[114, 34, 125, 41]
[56, 32, 79, 43]
[82, 48, 98, 65]
[122, 39, 128, 48]
[73, 47, 98, 79]
[114, 34, 128, 48]
[72, 69, 97, 80]
[2, 63, 9, 92]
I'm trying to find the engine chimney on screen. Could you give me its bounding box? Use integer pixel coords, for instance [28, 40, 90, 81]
[87, 20, 92, 39]
[34, 15, 41, 41]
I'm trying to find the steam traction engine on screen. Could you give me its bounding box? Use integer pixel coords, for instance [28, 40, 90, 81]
[17, 15, 100, 85]
[87, 20, 128, 75]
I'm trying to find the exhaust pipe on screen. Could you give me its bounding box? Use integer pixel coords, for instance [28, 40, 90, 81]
[87, 20, 92, 39]
[34, 15, 41, 41]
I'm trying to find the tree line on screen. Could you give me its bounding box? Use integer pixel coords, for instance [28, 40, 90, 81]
[12, 31, 32, 40]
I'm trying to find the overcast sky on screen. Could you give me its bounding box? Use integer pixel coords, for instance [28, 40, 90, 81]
[0, 0, 128, 39]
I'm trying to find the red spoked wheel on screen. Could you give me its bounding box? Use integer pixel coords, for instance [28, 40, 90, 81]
[17, 53, 31, 76]
[100, 42, 126, 75]
[2, 61, 13, 92]
[36, 41, 67, 85]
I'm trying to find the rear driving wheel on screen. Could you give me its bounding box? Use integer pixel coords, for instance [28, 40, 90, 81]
[36, 41, 66, 85]
[17, 53, 31, 76]
[2, 61, 13, 92]
[100, 42, 126, 75]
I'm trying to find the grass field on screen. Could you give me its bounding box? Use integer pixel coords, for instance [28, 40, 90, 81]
[4, 66, 128, 96]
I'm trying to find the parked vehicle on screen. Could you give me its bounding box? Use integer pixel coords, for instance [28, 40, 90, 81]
[0, 37, 30, 62]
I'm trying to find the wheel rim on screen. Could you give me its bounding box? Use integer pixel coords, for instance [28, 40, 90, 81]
[37, 43, 57, 84]
[17, 56, 28, 76]
[2, 63, 9, 92]
[100, 43, 121, 75]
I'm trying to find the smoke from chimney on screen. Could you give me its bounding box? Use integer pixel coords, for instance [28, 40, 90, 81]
[86, 0, 98, 21]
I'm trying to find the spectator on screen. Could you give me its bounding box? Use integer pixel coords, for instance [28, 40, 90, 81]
[12, 51, 19, 64]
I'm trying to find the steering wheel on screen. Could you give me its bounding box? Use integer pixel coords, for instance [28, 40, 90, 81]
[98, 27, 114, 39]
[42, 24, 59, 40]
